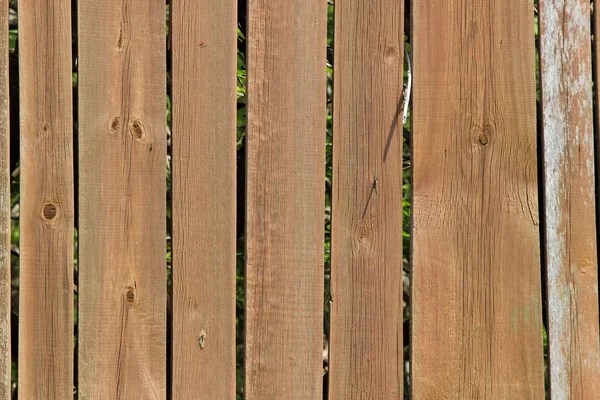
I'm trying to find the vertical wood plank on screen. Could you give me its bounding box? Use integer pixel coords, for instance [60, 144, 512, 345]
[411, 1, 545, 398]
[171, 0, 237, 398]
[77, 1, 166, 398]
[540, 2, 600, 398]
[0, 0, 9, 396]
[329, 0, 404, 398]
[245, 0, 327, 398]
[18, 0, 74, 398]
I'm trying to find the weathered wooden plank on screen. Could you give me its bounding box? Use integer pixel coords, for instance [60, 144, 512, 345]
[329, 0, 404, 398]
[245, 0, 327, 398]
[171, 0, 237, 398]
[539, 0, 600, 398]
[0, 0, 9, 397]
[411, 1, 544, 398]
[18, 0, 74, 397]
[77, 1, 166, 398]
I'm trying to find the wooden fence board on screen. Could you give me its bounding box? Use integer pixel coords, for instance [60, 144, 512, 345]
[18, 0, 74, 397]
[245, 0, 327, 398]
[77, 1, 166, 398]
[329, 0, 404, 398]
[411, 1, 544, 398]
[540, 1, 600, 398]
[0, 0, 9, 397]
[171, 1, 237, 398]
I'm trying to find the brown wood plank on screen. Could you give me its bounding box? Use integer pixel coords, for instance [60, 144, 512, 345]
[171, 0, 237, 398]
[245, 0, 327, 398]
[411, 1, 544, 398]
[18, 0, 74, 397]
[0, 0, 9, 397]
[329, 0, 404, 398]
[77, 1, 166, 398]
[541, 1, 600, 398]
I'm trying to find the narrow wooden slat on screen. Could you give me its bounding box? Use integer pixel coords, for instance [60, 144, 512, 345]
[329, 0, 404, 398]
[540, 2, 600, 398]
[0, 0, 9, 396]
[77, 1, 166, 398]
[411, 1, 544, 398]
[171, 0, 237, 398]
[245, 0, 327, 398]
[18, 0, 74, 397]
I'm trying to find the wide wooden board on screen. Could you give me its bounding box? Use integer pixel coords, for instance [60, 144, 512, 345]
[245, 0, 327, 397]
[411, 1, 545, 398]
[329, 0, 404, 398]
[540, 1, 600, 398]
[171, 0, 237, 397]
[18, 0, 74, 397]
[77, 1, 166, 398]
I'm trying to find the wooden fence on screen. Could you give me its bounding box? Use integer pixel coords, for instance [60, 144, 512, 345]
[1, 0, 600, 399]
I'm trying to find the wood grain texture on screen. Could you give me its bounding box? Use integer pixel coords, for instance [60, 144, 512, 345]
[0, 0, 9, 396]
[540, 2, 600, 398]
[329, 0, 404, 398]
[245, 0, 327, 398]
[18, 0, 74, 397]
[77, 1, 166, 398]
[171, 0, 237, 398]
[411, 1, 545, 398]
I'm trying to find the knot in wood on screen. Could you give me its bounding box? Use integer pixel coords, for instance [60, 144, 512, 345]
[130, 119, 143, 139]
[110, 117, 120, 133]
[478, 123, 494, 146]
[384, 45, 400, 64]
[126, 287, 136, 303]
[478, 134, 489, 146]
[42, 203, 58, 220]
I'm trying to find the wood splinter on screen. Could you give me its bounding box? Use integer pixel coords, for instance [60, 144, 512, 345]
[199, 330, 206, 350]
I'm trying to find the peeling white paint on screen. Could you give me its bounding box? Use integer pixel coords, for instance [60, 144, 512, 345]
[540, 1, 599, 399]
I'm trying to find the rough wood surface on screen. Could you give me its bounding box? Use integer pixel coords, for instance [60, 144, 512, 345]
[540, 2, 600, 398]
[171, 0, 237, 398]
[245, 0, 327, 398]
[411, 1, 545, 398]
[0, 0, 9, 397]
[18, 0, 74, 397]
[77, 1, 166, 398]
[329, 0, 404, 398]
